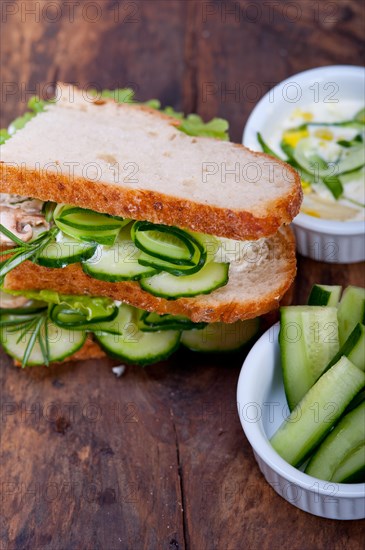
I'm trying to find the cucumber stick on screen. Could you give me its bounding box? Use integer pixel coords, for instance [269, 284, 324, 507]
[326, 323, 365, 372]
[305, 401, 365, 482]
[331, 444, 365, 483]
[307, 284, 342, 307]
[279, 306, 339, 410]
[270, 356, 365, 467]
[337, 286, 365, 345]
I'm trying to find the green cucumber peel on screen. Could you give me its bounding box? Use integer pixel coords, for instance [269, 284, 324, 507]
[305, 401, 365, 482]
[138, 310, 207, 332]
[271, 356, 365, 467]
[307, 284, 342, 307]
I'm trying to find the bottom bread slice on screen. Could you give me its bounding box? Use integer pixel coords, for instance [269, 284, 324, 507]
[4, 227, 296, 323]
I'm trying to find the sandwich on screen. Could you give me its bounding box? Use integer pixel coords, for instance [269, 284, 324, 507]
[0, 84, 301, 367]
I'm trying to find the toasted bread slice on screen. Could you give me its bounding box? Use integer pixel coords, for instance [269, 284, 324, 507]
[4, 227, 296, 323]
[0, 84, 301, 240]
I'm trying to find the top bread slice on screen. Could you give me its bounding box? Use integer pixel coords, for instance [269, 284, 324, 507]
[0, 84, 302, 240]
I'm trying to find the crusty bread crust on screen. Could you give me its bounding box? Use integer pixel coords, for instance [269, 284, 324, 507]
[1, 163, 300, 241]
[4, 228, 296, 323]
[0, 83, 302, 240]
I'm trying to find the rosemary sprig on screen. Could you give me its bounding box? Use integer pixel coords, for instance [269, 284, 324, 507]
[0, 225, 58, 283]
[17, 317, 38, 343]
[0, 224, 27, 246]
[22, 315, 45, 367]
[0, 308, 51, 367]
[42, 202, 57, 223]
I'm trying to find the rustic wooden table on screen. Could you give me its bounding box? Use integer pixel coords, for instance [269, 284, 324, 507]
[1, 2, 364, 549]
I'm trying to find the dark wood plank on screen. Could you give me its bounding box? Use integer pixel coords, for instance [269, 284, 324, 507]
[0, 353, 186, 550]
[1, 0, 188, 127]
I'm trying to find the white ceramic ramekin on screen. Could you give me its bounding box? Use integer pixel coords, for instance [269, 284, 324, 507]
[237, 323, 365, 520]
[242, 65, 365, 263]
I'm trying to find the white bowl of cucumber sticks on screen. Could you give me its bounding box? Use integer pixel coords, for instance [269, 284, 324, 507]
[237, 284, 365, 520]
[243, 65, 365, 263]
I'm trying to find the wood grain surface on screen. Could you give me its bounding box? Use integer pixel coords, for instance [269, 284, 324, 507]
[1, 1, 365, 549]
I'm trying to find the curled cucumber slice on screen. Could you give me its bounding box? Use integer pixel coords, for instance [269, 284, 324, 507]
[54, 204, 130, 245]
[132, 221, 207, 275]
[36, 232, 97, 268]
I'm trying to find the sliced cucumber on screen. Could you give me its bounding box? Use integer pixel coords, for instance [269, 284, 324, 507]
[307, 284, 342, 307]
[0, 320, 86, 366]
[49, 302, 118, 328]
[293, 137, 365, 177]
[131, 222, 197, 264]
[37, 232, 97, 268]
[137, 249, 206, 276]
[339, 166, 365, 185]
[181, 318, 259, 352]
[132, 222, 207, 276]
[335, 145, 365, 175]
[138, 311, 206, 332]
[270, 356, 365, 467]
[90, 304, 136, 335]
[52, 304, 133, 336]
[331, 444, 365, 483]
[279, 306, 339, 410]
[327, 323, 365, 372]
[54, 204, 129, 246]
[338, 286, 365, 346]
[95, 307, 180, 366]
[82, 240, 157, 282]
[305, 401, 365, 482]
[140, 262, 229, 299]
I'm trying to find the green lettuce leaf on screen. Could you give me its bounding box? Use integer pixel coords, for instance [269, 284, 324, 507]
[2, 288, 115, 321]
[0, 129, 10, 145]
